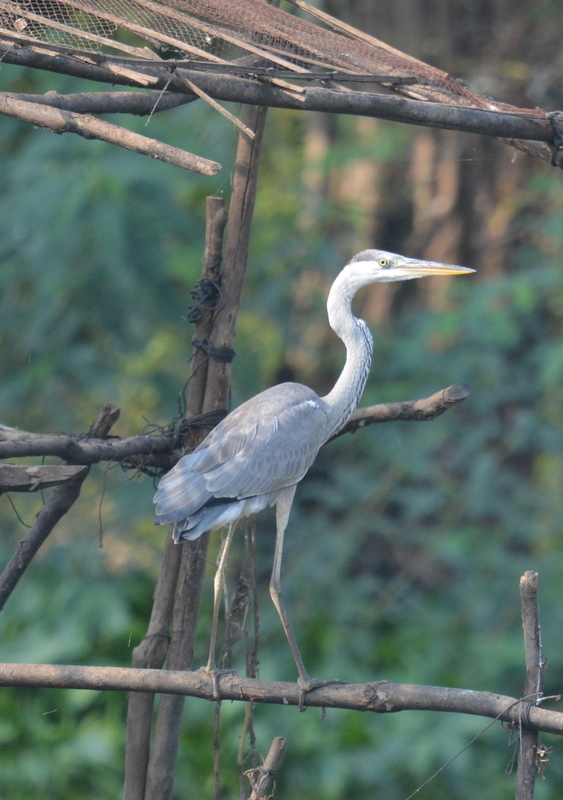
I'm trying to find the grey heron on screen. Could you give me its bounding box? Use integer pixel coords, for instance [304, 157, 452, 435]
[154, 249, 474, 691]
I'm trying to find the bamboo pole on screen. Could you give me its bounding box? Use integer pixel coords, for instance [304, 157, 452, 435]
[142, 104, 269, 800]
[121, 198, 228, 800]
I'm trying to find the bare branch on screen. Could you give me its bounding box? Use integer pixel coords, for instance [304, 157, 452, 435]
[86, 403, 121, 438]
[520, 572, 546, 707]
[122, 528, 183, 800]
[0, 662, 562, 734]
[0, 404, 121, 613]
[123, 201, 228, 800]
[0, 427, 177, 464]
[0, 384, 471, 468]
[0, 92, 221, 175]
[144, 104, 270, 800]
[331, 383, 470, 440]
[0, 474, 87, 612]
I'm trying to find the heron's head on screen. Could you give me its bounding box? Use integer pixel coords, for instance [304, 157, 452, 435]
[346, 249, 475, 286]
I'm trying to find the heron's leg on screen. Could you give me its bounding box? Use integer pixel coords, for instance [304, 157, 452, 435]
[269, 486, 317, 691]
[205, 521, 237, 697]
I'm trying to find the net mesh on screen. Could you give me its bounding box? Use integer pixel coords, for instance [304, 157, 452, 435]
[0, 0, 238, 59]
[0, 0, 543, 112]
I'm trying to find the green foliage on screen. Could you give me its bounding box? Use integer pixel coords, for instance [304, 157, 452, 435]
[0, 538, 152, 799]
[0, 66, 236, 433]
[1, 52, 563, 800]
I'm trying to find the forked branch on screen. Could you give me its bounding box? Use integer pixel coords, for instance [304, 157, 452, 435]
[0, 383, 471, 467]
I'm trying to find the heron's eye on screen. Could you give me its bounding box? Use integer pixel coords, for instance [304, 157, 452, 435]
[378, 258, 388, 267]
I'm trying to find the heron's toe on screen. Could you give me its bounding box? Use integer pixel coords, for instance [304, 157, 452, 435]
[198, 665, 238, 700]
[296, 676, 349, 711]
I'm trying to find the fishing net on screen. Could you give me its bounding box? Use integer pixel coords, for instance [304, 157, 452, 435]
[0, 0, 491, 107]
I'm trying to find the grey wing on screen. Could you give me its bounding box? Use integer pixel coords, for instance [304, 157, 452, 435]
[153, 383, 329, 524]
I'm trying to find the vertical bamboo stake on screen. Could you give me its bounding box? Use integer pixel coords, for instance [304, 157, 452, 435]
[203, 106, 269, 414]
[246, 736, 287, 800]
[515, 571, 546, 800]
[143, 103, 269, 800]
[122, 198, 227, 800]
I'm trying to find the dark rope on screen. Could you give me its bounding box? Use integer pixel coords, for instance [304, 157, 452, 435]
[184, 276, 222, 323]
[178, 409, 228, 434]
[192, 337, 236, 363]
[546, 111, 563, 167]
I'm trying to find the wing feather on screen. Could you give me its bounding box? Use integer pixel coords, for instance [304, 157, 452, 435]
[154, 474, 212, 522]
[154, 383, 329, 524]
[202, 391, 327, 498]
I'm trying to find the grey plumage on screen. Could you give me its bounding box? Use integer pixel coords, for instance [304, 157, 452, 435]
[154, 249, 474, 544]
[153, 249, 474, 688]
[154, 383, 328, 540]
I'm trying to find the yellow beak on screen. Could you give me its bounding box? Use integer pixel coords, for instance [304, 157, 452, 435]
[402, 258, 476, 276]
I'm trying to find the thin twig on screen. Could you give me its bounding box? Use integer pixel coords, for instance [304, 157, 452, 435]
[180, 76, 256, 138]
[404, 710, 516, 800]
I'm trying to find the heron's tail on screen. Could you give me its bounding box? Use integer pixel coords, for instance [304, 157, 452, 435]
[171, 500, 242, 542]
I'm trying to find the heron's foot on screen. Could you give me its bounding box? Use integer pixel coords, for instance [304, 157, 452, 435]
[198, 665, 238, 701]
[296, 676, 349, 712]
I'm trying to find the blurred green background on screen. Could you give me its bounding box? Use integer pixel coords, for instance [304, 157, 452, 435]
[1, 0, 563, 797]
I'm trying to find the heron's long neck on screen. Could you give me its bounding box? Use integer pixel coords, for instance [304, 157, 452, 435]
[321, 277, 373, 441]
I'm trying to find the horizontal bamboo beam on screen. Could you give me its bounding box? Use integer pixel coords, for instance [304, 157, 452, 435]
[0, 41, 556, 145]
[0, 661, 561, 734]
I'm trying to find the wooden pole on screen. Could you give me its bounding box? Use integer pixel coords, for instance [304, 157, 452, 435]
[121, 198, 227, 800]
[143, 104, 269, 800]
[515, 572, 547, 800]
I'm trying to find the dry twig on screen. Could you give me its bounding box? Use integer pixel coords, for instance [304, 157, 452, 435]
[0, 92, 221, 174]
[0, 404, 119, 613]
[332, 383, 470, 440]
